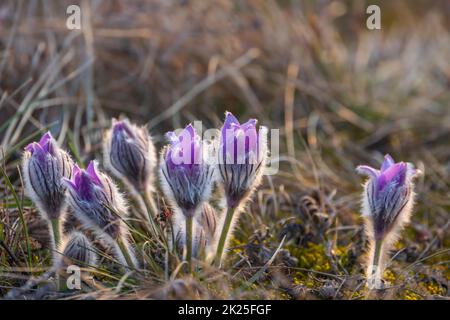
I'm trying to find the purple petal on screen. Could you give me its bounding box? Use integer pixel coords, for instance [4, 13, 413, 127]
[31, 142, 47, 161]
[63, 177, 78, 192]
[356, 165, 379, 179]
[223, 111, 240, 129]
[377, 162, 407, 191]
[113, 120, 134, 138]
[25, 142, 36, 153]
[183, 124, 195, 139]
[78, 171, 95, 200]
[86, 161, 102, 186]
[380, 154, 395, 172]
[383, 162, 406, 183]
[25, 132, 53, 154]
[222, 127, 237, 163]
[221, 113, 260, 164]
[39, 132, 53, 152]
[244, 126, 258, 155]
[39, 132, 52, 145]
[73, 164, 82, 187]
[241, 118, 257, 131]
[165, 124, 203, 169]
[72, 164, 81, 178]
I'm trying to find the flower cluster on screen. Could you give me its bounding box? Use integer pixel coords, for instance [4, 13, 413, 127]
[18, 113, 422, 295]
[20, 112, 269, 277]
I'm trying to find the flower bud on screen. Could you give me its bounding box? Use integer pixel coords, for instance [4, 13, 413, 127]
[357, 154, 421, 289]
[218, 111, 268, 209]
[159, 124, 215, 218]
[103, 119, 156, 192]
[59, 231, 97, 267]
[63, 161, 127, 240]
[22, 132, 73, 220]
[357, 154, 420, 241]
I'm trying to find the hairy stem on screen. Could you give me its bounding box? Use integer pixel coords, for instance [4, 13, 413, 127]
[49, 218, 62, 291]
[142, 189, 158, 219]
[367, 239, 383, 289]
[214, 206, 235, 268]
[50, 218, 61, 252]
[185, 216, 193, 274]
[131, 188, 169, 251]
[116, 236, 136, 269]
[140, 190, 160, 237]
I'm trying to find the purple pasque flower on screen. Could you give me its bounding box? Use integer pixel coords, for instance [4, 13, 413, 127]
[159, 124, 214, 218]
[357, 154, 420, 240]
[103, 118, 156, 192]
[218, 111, 268, 208]
[64, 161, 127, 240]
[221, 112, 259, 165]
[22, 132, 73, 220]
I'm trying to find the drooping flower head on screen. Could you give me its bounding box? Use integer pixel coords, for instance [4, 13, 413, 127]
[64, 161, 127, 240]
[103, 118, 156, 192]
[218, 111, 268, 208]
[357, 154, 420, 241]
[22, 132, 73, 220]
[159, 124, 215, 218]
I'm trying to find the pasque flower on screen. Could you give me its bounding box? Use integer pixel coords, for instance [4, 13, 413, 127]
[159, 124, 215, 272]
[104, 118, 156, 192]
[22, 132, 73, 254]
[64, 161, 138, 269]
[58, 231, 98, 268]
[54, 231, 98, 292]
[103, 119, 158, 222]
[218, 112, 267, 208]
[214, 112, 268, 267]
[357, 154, 421, 289]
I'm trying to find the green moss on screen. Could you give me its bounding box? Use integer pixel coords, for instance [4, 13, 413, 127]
[404, 290, 422, 300]
[420, 280, 445, 296]
[288, 242, 352, 274]
[383, 269, 397, 284]
[288, 243, 330, 272]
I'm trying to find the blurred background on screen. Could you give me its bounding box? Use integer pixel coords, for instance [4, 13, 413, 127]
[0, 0, 449, 299]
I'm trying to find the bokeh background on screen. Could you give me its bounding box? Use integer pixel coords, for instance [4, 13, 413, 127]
[0, 0, 449, 299]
